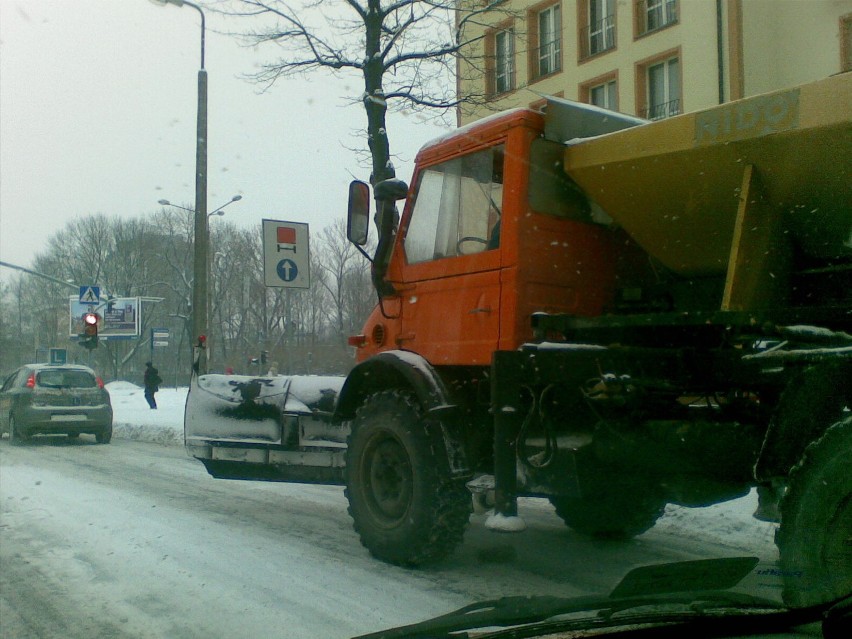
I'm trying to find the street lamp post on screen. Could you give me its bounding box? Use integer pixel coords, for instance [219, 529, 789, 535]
[158, 195, 242, 370]
[152, 0, 208, 370]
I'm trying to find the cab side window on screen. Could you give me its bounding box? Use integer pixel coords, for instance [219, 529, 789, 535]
[404, 145, 504, 264]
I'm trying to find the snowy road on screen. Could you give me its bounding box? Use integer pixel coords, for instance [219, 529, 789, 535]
[1, 435, 782, 639]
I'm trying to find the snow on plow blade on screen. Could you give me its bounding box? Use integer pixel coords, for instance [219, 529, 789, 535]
[184, 373, 347, 484]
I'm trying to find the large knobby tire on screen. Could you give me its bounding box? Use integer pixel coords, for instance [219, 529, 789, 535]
[777, 416, 852, 608]
[550, 478, 666, 540]
[344, 390, 471, 566]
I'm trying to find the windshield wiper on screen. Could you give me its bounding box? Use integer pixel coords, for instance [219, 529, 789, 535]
[352, 558, 849, 639]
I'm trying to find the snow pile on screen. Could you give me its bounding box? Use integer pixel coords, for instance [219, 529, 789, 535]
[107, 381, 185, 446]
[656, 493, 778, 552]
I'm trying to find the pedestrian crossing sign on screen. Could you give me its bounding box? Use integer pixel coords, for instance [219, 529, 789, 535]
[79, 286, 100, 304]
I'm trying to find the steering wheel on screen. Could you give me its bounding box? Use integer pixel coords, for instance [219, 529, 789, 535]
[456, 236, 488, 255]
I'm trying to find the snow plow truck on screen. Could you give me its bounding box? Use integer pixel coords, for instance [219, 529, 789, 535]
[185, 73, 851, 607]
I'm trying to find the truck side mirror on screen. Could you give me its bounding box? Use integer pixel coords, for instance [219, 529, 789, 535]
[347, 180, 371, 246]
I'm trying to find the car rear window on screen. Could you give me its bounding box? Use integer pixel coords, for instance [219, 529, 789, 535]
[36, 369, 97, 389]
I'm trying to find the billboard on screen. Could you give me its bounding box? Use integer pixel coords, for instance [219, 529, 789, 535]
[69, 297, 140, 339]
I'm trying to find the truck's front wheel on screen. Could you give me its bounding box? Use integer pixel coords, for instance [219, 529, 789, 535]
[345, 390, 471, 566]
[777, 415, 852, 607]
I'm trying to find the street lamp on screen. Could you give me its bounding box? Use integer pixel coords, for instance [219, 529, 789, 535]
[208, 194, 242, 218]
[151, 0, 208, 370]
[158, 194, 241, 218]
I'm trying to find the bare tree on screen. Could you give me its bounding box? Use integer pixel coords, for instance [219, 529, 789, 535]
[0, 210, 380, 379]
[219, 0, 506, 184]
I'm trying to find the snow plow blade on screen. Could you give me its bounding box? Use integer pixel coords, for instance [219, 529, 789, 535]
[184, 372, 347, 485]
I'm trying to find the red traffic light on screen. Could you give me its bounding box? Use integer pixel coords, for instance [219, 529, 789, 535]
[83, 313, 99, 336]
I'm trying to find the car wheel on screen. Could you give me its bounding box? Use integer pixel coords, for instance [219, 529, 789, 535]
[96, 425, 113, 444]
[9, 415, 29, 445]
[67, 432, 80, 439]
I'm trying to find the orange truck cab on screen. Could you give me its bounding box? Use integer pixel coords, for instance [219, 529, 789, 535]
[349, 105, 650, 367]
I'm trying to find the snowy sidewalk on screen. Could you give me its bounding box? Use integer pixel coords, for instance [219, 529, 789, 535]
[108, 382, 186, 446]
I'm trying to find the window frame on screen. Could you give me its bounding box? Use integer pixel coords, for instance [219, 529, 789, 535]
[634, 0, 679, 39]
[579, 71, 619, 111]
[578, 0, 616, 62]
[487, 21, 517, 97]
[529, 1, 563, 82]
[402, 144, 505, 266]
[636, 49, 682, 120]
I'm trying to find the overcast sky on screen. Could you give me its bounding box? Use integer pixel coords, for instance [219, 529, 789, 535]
[0, 0, 447, 280]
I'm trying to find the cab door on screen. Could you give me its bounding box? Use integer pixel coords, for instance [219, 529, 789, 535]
[395, 145, 504, 366]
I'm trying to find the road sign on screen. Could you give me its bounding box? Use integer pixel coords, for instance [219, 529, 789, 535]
[79, 286, 100, 304]
[152, 327, 170, 347]
[263, 219, 310, 289]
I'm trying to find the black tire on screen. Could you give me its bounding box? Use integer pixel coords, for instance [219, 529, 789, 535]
[67, 433, 80, 439]
[777, 416, 852, 608]
[344, 390, 471, 566]
[8, 415, 28, 445]
[550, 478, 666, 540]
[96, 425, 113, 444]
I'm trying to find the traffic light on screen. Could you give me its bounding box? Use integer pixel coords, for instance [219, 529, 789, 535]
[261, 350, 269, 365]
[80, 312, 99, 350]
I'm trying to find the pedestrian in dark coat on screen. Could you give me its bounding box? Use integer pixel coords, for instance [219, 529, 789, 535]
[144, 361, 162, 409]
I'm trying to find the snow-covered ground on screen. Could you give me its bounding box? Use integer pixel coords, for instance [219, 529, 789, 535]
[0, 382, 784, 638]
[107, 381, 779, 559]
[108, 381, 187, 446]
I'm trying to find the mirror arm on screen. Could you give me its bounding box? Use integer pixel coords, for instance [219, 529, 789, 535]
[354, 244, 373, 263]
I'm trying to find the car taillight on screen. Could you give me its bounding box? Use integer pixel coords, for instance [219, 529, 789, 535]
[96, 377, 105, 389]
[26, 373, 36, 388]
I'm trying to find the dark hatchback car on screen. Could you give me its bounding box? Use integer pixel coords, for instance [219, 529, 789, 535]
[0, 364, 113, 444]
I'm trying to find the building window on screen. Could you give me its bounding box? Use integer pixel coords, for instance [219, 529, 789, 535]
[636, 0, 678, 37]
[842, 14, 852, 72]
[580, 73, 618, 110]
[642, 56, 681, 120]
[535, 3, 562, 78]
[590, 79, 618, 110]
[580, 0, 616, 60]
[492, 28, 515, 95]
